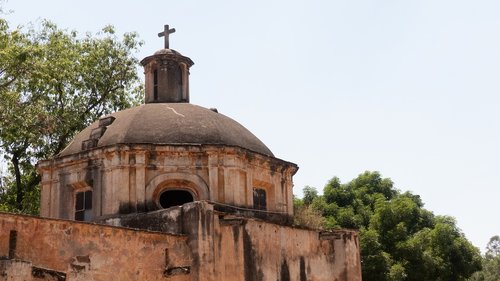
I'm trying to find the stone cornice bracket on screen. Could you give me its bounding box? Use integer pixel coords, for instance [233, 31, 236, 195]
[81, 116, 116, 151]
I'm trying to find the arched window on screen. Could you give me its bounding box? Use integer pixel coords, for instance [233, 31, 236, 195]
[153, 69, 159, 100]
[146, 173, 209, 211]
[159, 189, 194, 209]
[253, 188, 267, 211]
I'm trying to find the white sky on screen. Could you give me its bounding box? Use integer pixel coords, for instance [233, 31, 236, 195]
[4, 0, 500, 252]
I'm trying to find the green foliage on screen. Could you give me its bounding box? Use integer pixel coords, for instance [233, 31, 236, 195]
[485, 235, 500, 259]
[293, 194, 324, 229]
[0, 15, 143, 213]
[469, 236, 500, 281]
[296, 171, 482, 281]
[389, 263, 407, 281]
[302, 185, 318, 205]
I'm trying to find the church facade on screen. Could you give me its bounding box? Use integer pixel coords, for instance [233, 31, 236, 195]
[0, 26, 362, 281]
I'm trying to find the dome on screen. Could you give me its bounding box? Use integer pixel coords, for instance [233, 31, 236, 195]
[153, 48, 182, 55]
[59, 103, 274, 157]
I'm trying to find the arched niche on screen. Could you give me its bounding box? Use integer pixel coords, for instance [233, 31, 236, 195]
[145, 172, 209, 211]
[158, 189, 194, 209]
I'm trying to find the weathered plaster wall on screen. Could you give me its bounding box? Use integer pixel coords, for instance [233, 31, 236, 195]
[1, 202, 362, 281]
[38, 144, 296, 221]
[216, 221, 361, 281]
[0, 212, 191, 281]
[203, 203, 361, 281]
[105, 201, 362, 281]
[0, 260, 33, 281]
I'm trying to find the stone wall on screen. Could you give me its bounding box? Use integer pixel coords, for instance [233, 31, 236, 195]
[106, 201, 362, 281]
[0, 212, 191, 281]
[1, 202, 362, 281]
[216, 220, 361, 281]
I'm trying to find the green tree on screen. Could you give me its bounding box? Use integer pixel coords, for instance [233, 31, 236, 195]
[469, 236, 500, 281]
[297, 171, 482, 281]
[302, 185, 318, 205]
[0, 16, 143, 213]
[293, 195, 325, 229]
[485, 235, 500, 259]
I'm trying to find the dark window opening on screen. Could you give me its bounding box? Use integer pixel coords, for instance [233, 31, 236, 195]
[8, 230, 17, 259]
[75, 190, 92, 221]
[176, 65, 184, 101]
[253, 188, 267, 210]
[159, 190, 194, 209]
[153, 69, 159, 100]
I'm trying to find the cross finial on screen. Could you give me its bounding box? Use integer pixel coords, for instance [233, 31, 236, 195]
[158, 24, 176, 49]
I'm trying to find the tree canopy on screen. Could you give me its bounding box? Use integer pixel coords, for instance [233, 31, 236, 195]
[469, 236, 500, 281]
[0, 13, 143, 213]
[294, 171, 482, 281]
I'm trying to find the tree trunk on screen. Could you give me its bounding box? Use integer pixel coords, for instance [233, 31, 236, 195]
[12, 153, 23, 210]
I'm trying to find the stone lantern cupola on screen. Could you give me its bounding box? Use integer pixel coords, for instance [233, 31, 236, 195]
[141, 25, 194, 103]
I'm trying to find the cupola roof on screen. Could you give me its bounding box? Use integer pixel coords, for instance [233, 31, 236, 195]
[59, 103, 274, 157]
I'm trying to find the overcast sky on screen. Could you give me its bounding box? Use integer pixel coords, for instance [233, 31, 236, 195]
[4, 0, 500, 251]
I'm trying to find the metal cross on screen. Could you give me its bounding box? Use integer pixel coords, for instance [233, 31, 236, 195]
[158, 24, 176, 49]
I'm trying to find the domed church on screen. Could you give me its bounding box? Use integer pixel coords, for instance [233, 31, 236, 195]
[0, 25, 361, 281]
[38, 41, 297, 221]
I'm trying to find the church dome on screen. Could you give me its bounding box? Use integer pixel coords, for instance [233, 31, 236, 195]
[59, 103, 274, 157]
[59, 28, 275, 159]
